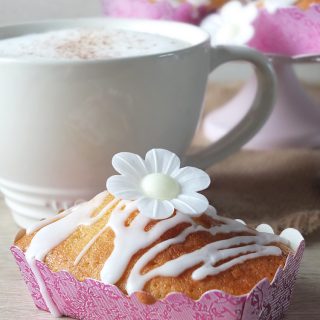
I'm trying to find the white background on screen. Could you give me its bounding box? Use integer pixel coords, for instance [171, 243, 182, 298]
[0, 0, 319, 83]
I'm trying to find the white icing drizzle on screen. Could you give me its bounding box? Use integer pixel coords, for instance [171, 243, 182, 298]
[25, 191, 114, 317]
[191, 244, 281, 280]
[125, 221, 282, 293]
[100, 200, 194, 284]
[128, 242, 281, 293]
[74, 223, 109, 266]
[27, 208, 71, 235]
[24, 191, 289, 315]
[26, 191, 112, 260]
[26, 191, 109, 235]
[28, 259, 62, 317]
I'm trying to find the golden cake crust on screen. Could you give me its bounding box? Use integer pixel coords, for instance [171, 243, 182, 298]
[16, 194, 290, 301]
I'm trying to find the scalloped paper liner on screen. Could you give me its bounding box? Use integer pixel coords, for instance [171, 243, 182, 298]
[11, 240, 304, 320]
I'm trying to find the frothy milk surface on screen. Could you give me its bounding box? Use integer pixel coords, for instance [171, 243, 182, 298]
[0, 28, 188, 60]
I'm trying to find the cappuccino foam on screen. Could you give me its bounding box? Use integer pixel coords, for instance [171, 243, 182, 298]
[0, 28, 188, 60]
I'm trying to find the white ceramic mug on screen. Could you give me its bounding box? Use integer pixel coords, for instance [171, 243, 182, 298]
[0, 18, 275, 228]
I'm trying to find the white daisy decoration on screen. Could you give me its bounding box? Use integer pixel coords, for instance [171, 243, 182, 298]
[106, 149, 211, 220]
[260, 0, 297, 13]
[201, 0, 258, 46]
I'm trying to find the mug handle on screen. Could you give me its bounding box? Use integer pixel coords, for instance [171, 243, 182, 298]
[184, 45, 276, 169]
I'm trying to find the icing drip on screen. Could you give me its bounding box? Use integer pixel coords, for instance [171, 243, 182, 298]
[25, 191, 113, 317]
[128, 241, 281, 293]
[26, 191, 112, 260]
[191, 244, 281, 280]
[102, 202, 286, 293]
[125, 218, 283, 293]
[29, 259, 61, 317]
[74, 223, 109, 266]
[25, 192, 289, 312]
[100, 200, 194, 284]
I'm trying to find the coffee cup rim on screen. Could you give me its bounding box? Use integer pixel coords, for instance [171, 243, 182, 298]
[0, 17, 211, 65]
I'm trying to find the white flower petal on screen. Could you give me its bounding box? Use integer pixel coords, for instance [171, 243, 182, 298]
[171, 193, 209, 216]
[107, 175, 142, 200]
[107, 148, 212, 220]
[112, 152, 147, 180]
[173, 167, 210, 193]
[145, 149, 180, 175]
[137, 197, 175, 220]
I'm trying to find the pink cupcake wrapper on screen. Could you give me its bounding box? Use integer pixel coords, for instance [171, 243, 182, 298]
[11, 241, 304, 320]
[249, 5, 320, 56]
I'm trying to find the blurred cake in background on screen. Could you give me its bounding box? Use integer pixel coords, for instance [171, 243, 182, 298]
[102, 0, 225, 24]
[201, 1, 320, 150]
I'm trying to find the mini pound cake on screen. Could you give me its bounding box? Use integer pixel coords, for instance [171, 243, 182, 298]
[15, 149, 291, 304]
